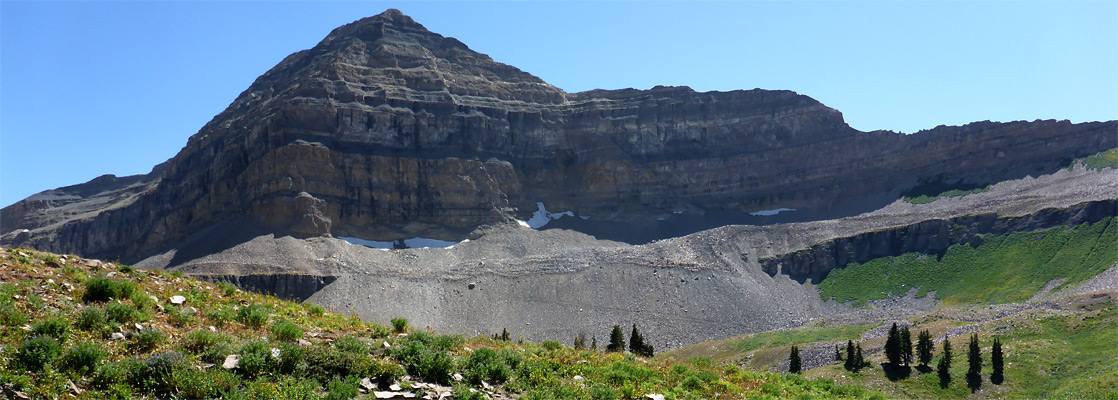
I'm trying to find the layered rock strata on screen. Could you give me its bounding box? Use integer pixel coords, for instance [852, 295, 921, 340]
[2, 9, 1115, 265]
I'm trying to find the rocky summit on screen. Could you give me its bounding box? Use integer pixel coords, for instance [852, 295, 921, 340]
[2, 10, 1116, 350]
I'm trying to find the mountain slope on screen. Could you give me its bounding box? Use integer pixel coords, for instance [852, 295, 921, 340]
[2, 9, 1114, 263]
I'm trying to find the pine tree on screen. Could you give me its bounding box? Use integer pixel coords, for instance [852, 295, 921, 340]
[834, 345, 843, 362]
[937, 338, 953, 387]
[916, 329, 934, 367]
[844, 340, 856, 371]
[901, 326, 913, 366]
[500, 328, 510, 342]
[591, 336, 598, 351]
[607, 325, 626, 352]
[629, 324, 645, 354]
[885, 323, 901, 365]
[967, 334, 982, 376]
[991, 337, 1004, 384]
[789, 345, 802, 374]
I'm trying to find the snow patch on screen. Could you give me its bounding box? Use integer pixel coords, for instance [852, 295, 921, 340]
[749, 208, 797, 216]
[519, 202, 579, 229]
[339, 236, 460, 250]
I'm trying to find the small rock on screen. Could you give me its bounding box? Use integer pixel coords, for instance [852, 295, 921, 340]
[111, 332, 126, 341]
[390, 383, 402, 391]
[299, 339, 313, 346]
[361, 377, 377, 390]
[210, 326, 218, 332]
[468, 282, 476, 289]
[452, 373, 464, 382]
[222, 355, 240, 369]
[271, 348, 281, 359]
[135, 323, 144, 330]
[170, 295, 186, 305]
[481, 381, 491, 389]
[645, 395, 666, 400]
[383, 341, 392, 348]
[374, 392, 416, 399]
[149, 295, 159, 303]
[573, 375, 584, 381]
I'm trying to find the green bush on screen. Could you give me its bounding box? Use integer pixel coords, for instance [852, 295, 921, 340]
[106, 302, 143, 324]
[224, 376, 321, 400]
[117, 265, 135, 274]
[167, 306, 196, 328]
[179, 329, 234, 359]
[391, 317, 408, 333]
[0, 301, 29, 326]
[392, 339, 455, 384]
[407, 331, 464, 352]
[324, 376, 361, 400]
[82, 277, 136, 303]
[172, 367, 240, 399]
[205, 306, 236, 328]
[237, 341, 277, 379]
[541, 340, 563, 351]
[58, 342, 107, 374]
[216, 281, 238, 296]
[15, 335, 62, 371]
[334, 335, 368, 353]
[303, 344, 402, 385]
[461, 348, 512, 385]
[276, 342, 307, 375]
[305, 303, 325, 317]
[133, 351, 187, 394]
[271, 320, 304, 342]
[31, 316, 71, 342]
[75, 307, 110, 332]
[453, 385, 489, 400]
[237, 304, 270, 329]
[130, 328, 167, 354]
[91, 360, 135, 390]
[129, 291, 157, 312]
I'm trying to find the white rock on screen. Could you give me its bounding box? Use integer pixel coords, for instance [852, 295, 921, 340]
[645, 395, 666, 400]
[390, 383, 402, 391]
[271, 348, 281, 359]
[573, 375, 584, 381]
[110, 332, 126, 341]
[361, 377, 376, 390]
[299, 339, 313, 346]
[383, 341, 392, 348]
[452, 373, 464, 382]
[170, 295, 186, 305]
[374, 392, 416, 399]
[222, 355, 240, 369]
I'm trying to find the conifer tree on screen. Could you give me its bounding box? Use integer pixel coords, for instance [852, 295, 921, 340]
[885, 323, 901, 365]
[834, 345, 843, 362]
[574, 330, 587, 350]
[901, 326, 913, 366]
[937, 338, 953, 387]
[789, 345, 802, 374]
[916, 329, 934, 367]
[629, 324, 645, 354]
[991, 337, 1004, 384]
[591, 336, 598, 351]
[501, 328, 510, 342]
[844, 340, 856, 371]
[607, 325, 626, 352]
[967, 334, 982, 377]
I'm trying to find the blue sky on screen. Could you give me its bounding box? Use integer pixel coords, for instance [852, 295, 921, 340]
[2, 1, 1115, 207]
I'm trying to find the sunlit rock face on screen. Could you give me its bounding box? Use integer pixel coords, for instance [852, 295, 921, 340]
[2, 9, 1115, 261]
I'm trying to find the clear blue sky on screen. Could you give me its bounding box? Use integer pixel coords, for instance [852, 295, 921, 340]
[2, 1, 1115, 208]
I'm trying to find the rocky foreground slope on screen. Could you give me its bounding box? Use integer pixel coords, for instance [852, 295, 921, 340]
[2, 9, 1116, 352]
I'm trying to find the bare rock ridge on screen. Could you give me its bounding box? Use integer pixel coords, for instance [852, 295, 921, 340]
[2, 9, 1116, 264]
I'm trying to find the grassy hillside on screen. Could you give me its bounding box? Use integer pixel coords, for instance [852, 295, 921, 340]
[666, 295, 1118, 399]
[818, 217, 1117, 306]
[0, 247, 882, 400]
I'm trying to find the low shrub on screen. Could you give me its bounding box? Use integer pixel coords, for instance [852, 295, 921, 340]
[133, 351, 187, 394]
[172, 366, 240, 398]
[224, 376, 321, 400]
[541, 340, 563, 351]
[271, 320, 304, 342]
[392, 339, 455, 384]
[305, 303, 325, 317]
[237, 340, 277, 379]
[205, 306, 236, 328]
[117, 265, 135, 274]
[167, 306, 196, 328]
[91, 360, 136, 390]
[237, 304, 270, 329]
[179, 329, 234, 357]
[129, 291, 157, 312]
[276, 342, 307, 375]
[83, 277, 135, 303]
[216, 281, 238, 296]
[334, 335, 368, 354]
[461, 347, 512, 385]
[75, 307, 110, 332]
[391, 317, 408, 333]
[453, 385, 489, 400]
[58, 342, 107, 375]
[0, 301, 29, 326]
[324, 376, 361, 400]
[15, 335, 61, 371]
[31, 316, 71, 342]
[130, 328, 167, 354]
[106, 302, 143, 324]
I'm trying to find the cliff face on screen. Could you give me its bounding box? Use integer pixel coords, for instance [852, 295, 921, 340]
[2, 9, 1115, 262]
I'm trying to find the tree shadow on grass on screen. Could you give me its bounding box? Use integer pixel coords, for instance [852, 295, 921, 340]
[915, 365, 933, 374]
[882, 363, 912, 381]
[938, 370, 951, 388]
[967, 372, 983, 392]
[991, 372, 1004, 385]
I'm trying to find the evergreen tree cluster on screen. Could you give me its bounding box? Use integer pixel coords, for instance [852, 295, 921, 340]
[842, 340, 866, 372]
[916, 329, 934, 367]
[604, 324, 654, 357]
[884, 323, 913, 366]
[788, 345, 802, 374]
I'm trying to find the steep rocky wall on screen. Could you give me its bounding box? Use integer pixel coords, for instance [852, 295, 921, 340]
[759, 200, 1118, 282]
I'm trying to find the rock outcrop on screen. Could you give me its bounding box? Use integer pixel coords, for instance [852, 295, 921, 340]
[2, 9, 1115, 263]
